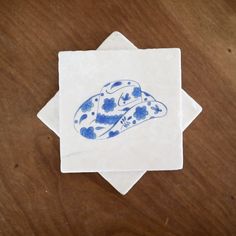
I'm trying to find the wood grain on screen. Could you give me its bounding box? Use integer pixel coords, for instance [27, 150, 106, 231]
[0, 0, 236, 235]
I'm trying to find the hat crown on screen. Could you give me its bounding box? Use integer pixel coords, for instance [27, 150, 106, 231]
[97, 80, 142, 117]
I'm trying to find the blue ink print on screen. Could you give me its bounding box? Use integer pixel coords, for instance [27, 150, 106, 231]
[109, 130, 119, 137]
[95, 126, 105, 130]
[96, 113, 122, 125]
[133, 106, 148, 120]
[80, 127, 96, 139]
[132, 87, 142, 98]
[151, 105, 162, 114]
[121, 93, 131, 102]
[81, 99, 94, 112]
[111, 81, 122, 89]
[79, 114, 87, 123]
[120, 117, 130, 128]
[74, 80, 167, 140]
[143, 91, 151, 97]
[102, 98, 117, 113]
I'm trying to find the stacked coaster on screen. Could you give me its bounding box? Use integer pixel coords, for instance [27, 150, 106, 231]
[38, 32, 202, 194]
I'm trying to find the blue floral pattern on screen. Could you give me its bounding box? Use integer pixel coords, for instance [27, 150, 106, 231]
[102, 98, 117, 113]
[80, 127, 96, 139]
[108, 130, 119, 137]
[132, 87, 142, 98]
[133, 106, 148, 120]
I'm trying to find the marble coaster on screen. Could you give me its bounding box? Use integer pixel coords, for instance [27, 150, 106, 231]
[59, 48, 182, 172]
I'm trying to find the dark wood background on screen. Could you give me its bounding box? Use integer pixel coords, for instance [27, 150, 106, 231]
[0, 0, 236, 235]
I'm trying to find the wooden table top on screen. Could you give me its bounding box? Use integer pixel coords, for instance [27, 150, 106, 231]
[0, 1, 235, 235]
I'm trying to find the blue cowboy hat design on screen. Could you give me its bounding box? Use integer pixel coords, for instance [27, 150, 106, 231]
[74, 80, 167, 140]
